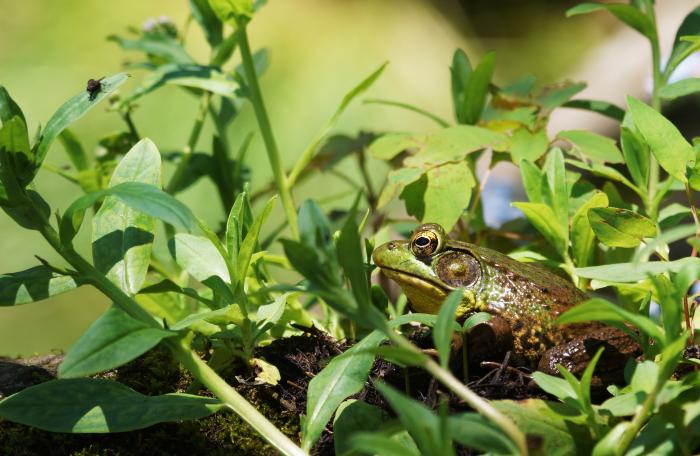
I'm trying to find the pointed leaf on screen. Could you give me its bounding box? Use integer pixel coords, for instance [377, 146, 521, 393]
[236, 196, 275, 285]
[59, 306, 176, 378]
[171, 233, 230, 283]
[92, 139, 160, 295]
[627, 96, 694, 182]
[302, 331, 385, 451]
[35, 73, 129, 172]
[433, 289, 462, 368]
[558, 130, 623, 163]
[588, 207, 657, 248]
[461, 52, 495, 125]
[0, 266, 82, 306]
[566, 3, 654, 39]
[571, 191, 608, 267]
[0, 378, 222, 432]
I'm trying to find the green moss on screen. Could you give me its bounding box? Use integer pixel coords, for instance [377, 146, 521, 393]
[0, 347, 300, 455]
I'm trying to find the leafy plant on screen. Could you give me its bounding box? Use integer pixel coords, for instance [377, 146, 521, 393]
[1, 1, 700, 455]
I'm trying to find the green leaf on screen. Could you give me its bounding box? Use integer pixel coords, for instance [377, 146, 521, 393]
[337, 195, 372, 313]
[35, 73, 129, 174]
[562, 99, 625, 121]
[532, 371, 577, 402]
[575, 257, 700, 282]
[171, 233, 230, 283]
[460, 52, 495, 125]
[620, 124, 649, 190]
[450, 49, 472, 122]
[0, 378, 223, 432]
[512, 202, 567, 258]
[510, 128, 548, 163]
[236, 196, 275, 286]
[209, 0, 254, 23]
[557, 298, 665, 342]
[189, 0, 223, 47]
[0, 85, 26, 125]
[350, 432, 421, 456]
[519, 159, 546, 204]
[558, 130, 623, 163]
[462, 312, 491, 333]
[433, 290, 462, 368]
[658, 78, 700, 100]
[61, 181, 197, 243]
[571, 191, 608, 267]
[401, 161, 475, 231]
[58, 306, 175, 378]
[0, 116, 32, 184]
[59, 129, 89, 171]
[627, 96, 694, 182]
[448, 413, 518, 455]
[170, 304, 244, 330]
[545, 148, 569, 244]
[0, 266, 82, 306]
[566, 158, 642, 198]
[566, 3, 655, 39]
[302, 331, 385, 451]
[539, 82, 587, 110]
[92, 139, 160, 295]
[593, 422, 633, 456]
[377, 167, 423, 208]
[375, 382, 453, 456]
[108, 35, 194, 65]
[666, 7, 700, 77]
[333, 400, 389, 456]
[493, 399, 591, 455]
[588, 207, 657, 248]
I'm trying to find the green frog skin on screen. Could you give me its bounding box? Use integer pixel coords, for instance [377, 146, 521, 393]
[373, 223, 639, 377]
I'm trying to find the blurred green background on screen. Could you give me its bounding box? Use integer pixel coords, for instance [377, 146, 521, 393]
[0, 0, 611, 356]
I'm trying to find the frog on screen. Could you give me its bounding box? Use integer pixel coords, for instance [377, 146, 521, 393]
[372, 223, 639, 379]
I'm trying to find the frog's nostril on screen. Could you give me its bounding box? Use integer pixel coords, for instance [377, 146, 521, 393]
[387, 242, 397, 251]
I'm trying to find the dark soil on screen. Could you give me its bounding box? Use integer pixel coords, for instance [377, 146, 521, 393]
[0, 324, 643, 455]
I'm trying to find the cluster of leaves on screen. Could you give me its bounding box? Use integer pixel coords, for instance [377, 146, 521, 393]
[0, 1, 699, 456]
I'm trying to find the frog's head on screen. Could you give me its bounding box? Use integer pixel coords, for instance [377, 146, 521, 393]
[372, 223, 482, 317]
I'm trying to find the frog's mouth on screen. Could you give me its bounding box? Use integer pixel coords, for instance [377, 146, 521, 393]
[377, 266, 451, 314]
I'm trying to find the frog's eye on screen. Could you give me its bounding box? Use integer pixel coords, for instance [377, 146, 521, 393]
[435, 252, 480, 288]
[410, 229, 443, 257]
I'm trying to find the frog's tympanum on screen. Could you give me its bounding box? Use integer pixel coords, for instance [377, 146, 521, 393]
[373, 223, 639, 379]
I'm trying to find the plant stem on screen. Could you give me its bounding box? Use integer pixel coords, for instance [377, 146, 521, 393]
[686, 184, 700, 257]
[616, 380, 661, 454]
[166, 91, 212, 194]
[646, 0, 662, 217]
[386, 332, 528, 455]
[168, 338, 305, 456]
[237, 20, 299, 239]
[29, 205, 304, 455]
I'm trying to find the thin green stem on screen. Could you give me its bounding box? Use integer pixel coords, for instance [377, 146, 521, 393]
[167, 338, 304, 456]
[616, 380, 661, 454]
[237, 20, 299, 239]
[25, 200, 304, 455]
[646, 0, 662, 215]
[685, 184, 700, 257]
[166, 91, 212, 194]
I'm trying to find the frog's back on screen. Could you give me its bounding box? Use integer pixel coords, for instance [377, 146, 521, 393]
[454, 242, 588, 362]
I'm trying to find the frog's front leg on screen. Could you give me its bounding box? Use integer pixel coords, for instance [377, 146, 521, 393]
[465, 315, 515, 366]
[537, 327, 641, 385]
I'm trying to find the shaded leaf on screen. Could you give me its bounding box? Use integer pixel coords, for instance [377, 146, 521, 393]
[567, 3, 654, 39]
[510, 128, 548, 163]
[460, 52, 495, 124]
[627, 96, 694, 182]
[0, 378, 223, 432]
[512, 202, 567, 258]
[558, 130, 623, 163]
[434, 290, 462, 368]
[108, 35, 194, 64]
[588, 207, 657, 248]
[571, 191, 608, 267]
[59, 306, 175, 378]
[658, 78, 700, 100]
[92, 139, 160, 295]
[302, 331, 385, 451]
[0, 266, 83, 306]
[562, 99, 625, 121]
